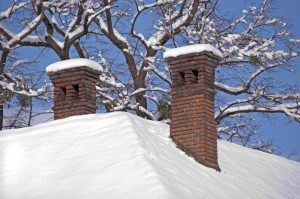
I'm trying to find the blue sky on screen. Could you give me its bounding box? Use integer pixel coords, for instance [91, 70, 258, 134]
[0, 0, 299, 159]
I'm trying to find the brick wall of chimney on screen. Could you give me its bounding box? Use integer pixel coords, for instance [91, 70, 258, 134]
[166, 51, 221, 171]
[47, 66, 100, 120]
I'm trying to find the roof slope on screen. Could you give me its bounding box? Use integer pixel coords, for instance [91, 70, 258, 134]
[0, 112, 299, 199]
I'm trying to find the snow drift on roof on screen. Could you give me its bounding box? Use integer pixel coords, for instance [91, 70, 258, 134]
[46, 58, 103, 73]
[0, 112, 299, 199]
[163, 44, 223, 59]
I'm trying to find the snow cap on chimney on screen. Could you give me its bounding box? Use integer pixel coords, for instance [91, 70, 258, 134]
[163, 44, 223, 60]
[46, 58, 103, 73]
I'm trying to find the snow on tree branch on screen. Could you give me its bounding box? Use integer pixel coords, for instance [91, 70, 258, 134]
[130, 0, 173, 49]
[7, 14, 44, 48]
[216, 102, 300, 123]
[0, 1, 31, 21]
[130, 87, 169, 97]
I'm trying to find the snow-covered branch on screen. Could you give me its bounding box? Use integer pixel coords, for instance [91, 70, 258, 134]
[0, 80, 51, 100]
[0, 1, 30, 20]
[130, 1, 173, 49]
[7, 14, 44, 48]
[215, 62, 286, 95]
[216, 102, 300, 123]
[130, 87, 169, 97]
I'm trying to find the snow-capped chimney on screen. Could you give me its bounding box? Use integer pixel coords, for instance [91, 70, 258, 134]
[46, 58, 102, 120]
[164, 44, 222, 171]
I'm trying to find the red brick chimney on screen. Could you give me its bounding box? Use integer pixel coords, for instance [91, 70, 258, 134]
[164, 44, 222, 171]
[46, 58, 102, 120]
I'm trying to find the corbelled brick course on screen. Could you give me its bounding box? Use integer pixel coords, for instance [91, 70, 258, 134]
[47, 66, 100, 120]
[166, 51, 221, 171]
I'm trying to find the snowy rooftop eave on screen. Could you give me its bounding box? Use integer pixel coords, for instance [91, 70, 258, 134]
[163, 44, 223, 60]
[46, 58, 103, 73]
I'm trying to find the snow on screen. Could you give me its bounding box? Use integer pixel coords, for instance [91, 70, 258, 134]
[0, 80, 50, 99]
[163, 44, 223, 59]
[46, 58, 103, 73]
[215, 81, 244, 93]
[0, 112, 299, 199]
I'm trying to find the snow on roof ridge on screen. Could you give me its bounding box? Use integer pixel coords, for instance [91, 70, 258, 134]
[163, 44, 223, 59]
[0, 112, 171, 198]
[0, 112, 300, 199]
[46, 58, 103, 73]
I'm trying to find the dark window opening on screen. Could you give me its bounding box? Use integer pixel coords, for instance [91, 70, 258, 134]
[191, 70, 198, 83]
[73, 84, 79, 99]
[60, 87, 66, 100]
[179, 71, 185, 80]
[177, 71, 185, 86]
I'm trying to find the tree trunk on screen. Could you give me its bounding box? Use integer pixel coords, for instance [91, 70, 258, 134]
[134, 71, 152, 120]
[28, 97, 33, 127]
[0, 104, 3, 131]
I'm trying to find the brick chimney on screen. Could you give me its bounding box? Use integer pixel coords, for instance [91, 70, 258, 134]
[164, 44, 222, 171]
[46, 58, 102, 120]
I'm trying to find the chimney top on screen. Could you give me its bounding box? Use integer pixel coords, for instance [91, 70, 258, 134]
[163, 44, 223, 60]
[47, 58, 102, 120]
[46, 58, 103, 73]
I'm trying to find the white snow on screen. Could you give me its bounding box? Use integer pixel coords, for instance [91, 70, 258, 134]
[163, 44, 223, 59]
[46, 58, 103, 73]
[0, 112, 299, 199]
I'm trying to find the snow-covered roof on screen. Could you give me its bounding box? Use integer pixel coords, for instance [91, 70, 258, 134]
[0, 112, 299, 199]
[163, 44, 223, 59]
[46, 58, 103, 73]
